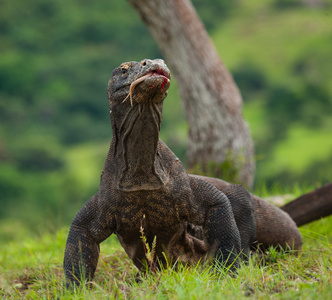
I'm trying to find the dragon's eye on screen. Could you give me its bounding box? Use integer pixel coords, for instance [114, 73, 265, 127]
[120, 64, 130, 75]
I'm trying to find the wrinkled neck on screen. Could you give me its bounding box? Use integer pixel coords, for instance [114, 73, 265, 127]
[113, 104, 167, 191]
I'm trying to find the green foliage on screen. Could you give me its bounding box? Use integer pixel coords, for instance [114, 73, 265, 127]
[0, 0, 159, 145]
[232, 62, 267, 101]
[0, 0, 159, 228]
[273, 0, 330, 9]
[13, 138, 65, 172]
[190, 152, 242, 185]
[212, 0, 332, 188]
[273, 0, 304, 9]
[1, 0, 332, 229]
[192, 0, 238, 30]
[258, 152, 332, 188]
[264, 55, 332, 144]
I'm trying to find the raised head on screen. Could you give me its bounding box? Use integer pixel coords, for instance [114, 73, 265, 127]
[108, 59, 171, 107]
[107, 59, 171, 136]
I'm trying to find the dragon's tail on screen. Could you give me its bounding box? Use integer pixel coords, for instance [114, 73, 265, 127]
[280, 183, 332, 227]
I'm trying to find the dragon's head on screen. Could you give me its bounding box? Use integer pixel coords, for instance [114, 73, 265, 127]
[107, 59, 171, 107]
[107, 59, 171, 134]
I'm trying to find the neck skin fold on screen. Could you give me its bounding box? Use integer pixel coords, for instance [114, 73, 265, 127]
[112, 103, 167, 191]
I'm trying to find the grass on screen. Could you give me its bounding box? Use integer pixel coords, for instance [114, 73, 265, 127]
[1, 198, 331, 299]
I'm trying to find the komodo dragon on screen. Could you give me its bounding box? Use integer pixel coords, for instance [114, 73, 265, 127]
[64, 59, 303, 285]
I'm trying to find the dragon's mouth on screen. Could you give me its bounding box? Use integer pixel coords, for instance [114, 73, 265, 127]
[123, 68, 170, 106]
[149, 69, 170, 80]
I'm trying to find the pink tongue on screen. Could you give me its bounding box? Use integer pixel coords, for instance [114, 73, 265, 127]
[161, 77, 168, 92]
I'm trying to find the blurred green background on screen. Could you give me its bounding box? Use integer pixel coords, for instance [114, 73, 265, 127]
[0, 0, 331, 240]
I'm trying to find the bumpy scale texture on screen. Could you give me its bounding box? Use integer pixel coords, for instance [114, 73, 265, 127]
[64, 59, 302, 285]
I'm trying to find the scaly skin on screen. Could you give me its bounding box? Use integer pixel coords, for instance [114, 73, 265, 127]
[63, 59, 301, 285]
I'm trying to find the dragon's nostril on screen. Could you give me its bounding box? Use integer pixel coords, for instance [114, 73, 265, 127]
[141, 61, 147, 66]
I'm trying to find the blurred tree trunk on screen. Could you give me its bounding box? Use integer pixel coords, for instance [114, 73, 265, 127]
[128, 0, 255, 186]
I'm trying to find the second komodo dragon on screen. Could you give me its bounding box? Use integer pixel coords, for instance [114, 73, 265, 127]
[64, 59, 302, 285]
